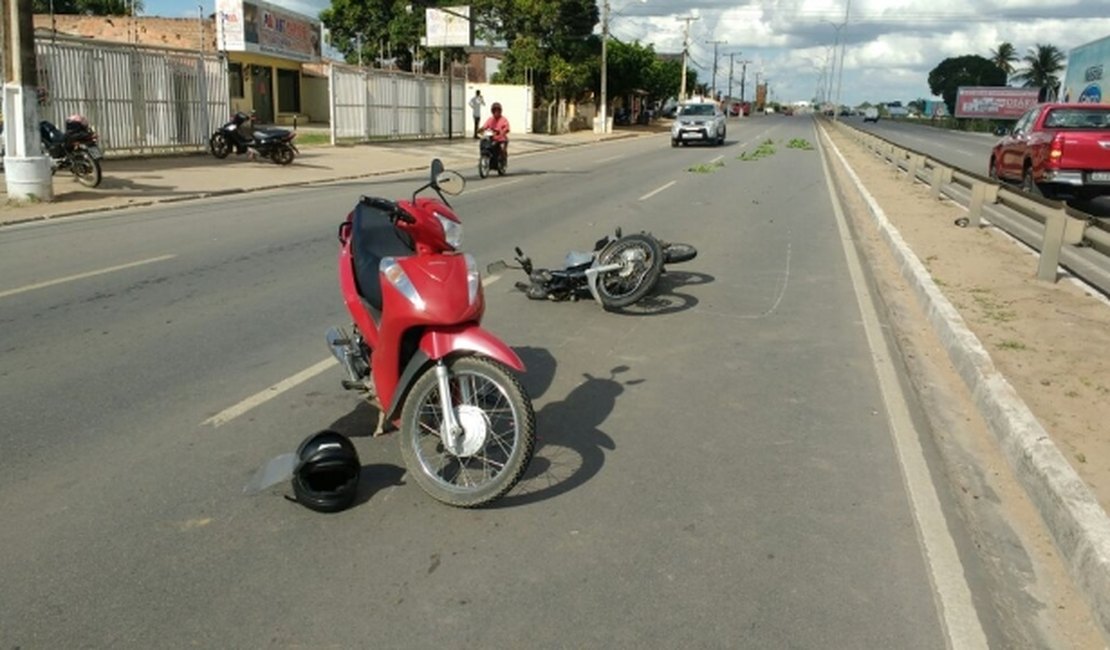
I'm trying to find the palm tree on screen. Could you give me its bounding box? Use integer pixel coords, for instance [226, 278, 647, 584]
[1013, 43, 1067, 100]
[988, 42, 1018, 80]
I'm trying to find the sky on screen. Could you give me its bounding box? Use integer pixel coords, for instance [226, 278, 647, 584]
[148, 0, 1110, 107]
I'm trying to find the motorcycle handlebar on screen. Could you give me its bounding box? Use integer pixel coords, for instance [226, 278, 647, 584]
[359, 196, 416, 224]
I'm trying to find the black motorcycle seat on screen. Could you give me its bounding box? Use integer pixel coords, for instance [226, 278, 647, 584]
[254, 128, 290, 141]
[351, 203, 415, 313]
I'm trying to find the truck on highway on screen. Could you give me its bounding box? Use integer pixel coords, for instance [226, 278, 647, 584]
[1061, 34, 1109, 104]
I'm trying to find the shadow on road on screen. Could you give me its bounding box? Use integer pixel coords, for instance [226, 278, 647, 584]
[608, 270, 714, 317]
[491, 364, 643, 508]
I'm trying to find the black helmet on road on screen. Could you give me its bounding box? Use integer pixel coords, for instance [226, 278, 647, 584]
[291, 430, 361, 512]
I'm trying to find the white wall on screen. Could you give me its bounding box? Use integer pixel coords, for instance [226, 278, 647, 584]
[464, 83, 533, 134]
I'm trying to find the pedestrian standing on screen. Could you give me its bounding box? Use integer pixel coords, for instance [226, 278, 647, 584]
[469, 89, 486, 139]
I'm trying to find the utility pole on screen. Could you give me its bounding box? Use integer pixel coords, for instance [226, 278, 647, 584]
[3, 0, 54, 201]
[706, 39, 726, 100]
[676, 16, 696, 102]
[727, 53, 734, 104]
[739, 59, 751, 105]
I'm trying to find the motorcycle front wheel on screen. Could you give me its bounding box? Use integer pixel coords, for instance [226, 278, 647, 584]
[662, 242, 698, 265]
[594, 233, 664, 309]
[400, 356, 536, 508]
[271, 145, 295, 166]
[71, 150, 102, 188]
[209, 132, 231, 159]
[478, 154, 490, 178]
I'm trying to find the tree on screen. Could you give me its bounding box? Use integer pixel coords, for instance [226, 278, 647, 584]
[32, 0, 142, 14]
[1012, 43, 1066, 100]
[927, 54, 1006, 116]
[988, 42, 1018, 79]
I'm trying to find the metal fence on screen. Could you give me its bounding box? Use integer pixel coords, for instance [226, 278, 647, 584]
[329, 64, 465, 142]
[35, 36, 229, 153]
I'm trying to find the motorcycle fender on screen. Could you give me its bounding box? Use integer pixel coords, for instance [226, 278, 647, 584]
[384, 326, 526, 418]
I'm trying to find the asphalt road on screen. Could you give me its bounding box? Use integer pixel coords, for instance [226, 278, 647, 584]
[2, 120, 1002, 647]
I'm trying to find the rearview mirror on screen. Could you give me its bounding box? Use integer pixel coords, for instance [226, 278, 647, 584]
[487, 260, 508, 274]
[435, 170, 466, 196]
[430, 158, 445, 181]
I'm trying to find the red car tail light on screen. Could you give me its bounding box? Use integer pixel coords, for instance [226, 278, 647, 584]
[1048, 133, 1065, 167]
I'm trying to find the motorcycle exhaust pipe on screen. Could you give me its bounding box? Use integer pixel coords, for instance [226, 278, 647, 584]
[326, 327, 367, 383]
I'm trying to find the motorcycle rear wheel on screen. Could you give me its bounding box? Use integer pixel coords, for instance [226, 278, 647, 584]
[209, 133, 231, 159]
[271, 145, 295, 166]
[478, 154, 490, 178]
[497, 156, 507, 176]
[71, 150, 102, 188]
[595, 233, 664, 309]
[400, 356, 535, 508]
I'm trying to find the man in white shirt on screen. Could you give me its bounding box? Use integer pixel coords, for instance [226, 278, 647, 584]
[469, 90, 486, 139]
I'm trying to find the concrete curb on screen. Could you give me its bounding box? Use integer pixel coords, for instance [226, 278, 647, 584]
[1, 131, 646, 228]
[823, 128, 1110, 636]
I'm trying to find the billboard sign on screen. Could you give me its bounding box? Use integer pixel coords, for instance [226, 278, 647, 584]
[954, 87, 1040, 119]
[1062, 35, 1110, 104]
[424, 6, 472, 47]
[216, 0, 322, 62]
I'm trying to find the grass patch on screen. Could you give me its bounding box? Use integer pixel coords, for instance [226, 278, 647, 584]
[786, 138, 814, 150]
[970, 292, 1017, 322]
[738, 139, 776, 161]
[688, 160, 725, 173]
[997, 339, 1027, 351]
[1077, 452, 1088, 464]
[292, 132, 332, 146]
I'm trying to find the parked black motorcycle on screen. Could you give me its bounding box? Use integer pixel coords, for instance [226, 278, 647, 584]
[41, 115, 103, 188]
[478, 128, 506, 178]
[209, 112, 298, 165]
[489, 229, 697, 310]
[4, 117, 102, 186]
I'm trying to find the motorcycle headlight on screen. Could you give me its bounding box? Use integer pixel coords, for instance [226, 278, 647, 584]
[380, 257, 425, 310]
[465, 253, 480, 305]
[435, 213, 462, 250]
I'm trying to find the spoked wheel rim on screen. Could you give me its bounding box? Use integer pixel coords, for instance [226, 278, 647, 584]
[409, 366, 526, 496]
[479, 155, 490, 178]
[596, 238, 660, 303]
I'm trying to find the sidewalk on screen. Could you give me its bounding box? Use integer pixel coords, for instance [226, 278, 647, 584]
[0, 129, 646, 227]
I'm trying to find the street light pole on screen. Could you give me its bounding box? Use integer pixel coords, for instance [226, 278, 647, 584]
[676, 16, 695, 102]
[833, 0, 851, 122]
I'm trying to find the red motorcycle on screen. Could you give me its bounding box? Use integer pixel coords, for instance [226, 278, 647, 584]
[327, 159, 536, 507]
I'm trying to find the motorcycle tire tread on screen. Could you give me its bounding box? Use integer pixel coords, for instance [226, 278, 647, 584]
[398, 356, 536, 508]
[595, 233, 665, 310]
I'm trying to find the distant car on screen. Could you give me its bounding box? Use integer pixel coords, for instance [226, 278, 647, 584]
[863, 107, 879, 123]
[671, 103, 726, 147]
[989, 103, 1110, 200]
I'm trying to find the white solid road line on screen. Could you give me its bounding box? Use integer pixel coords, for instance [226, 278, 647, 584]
[818, 130, 989, 648]
[639, 180, 676, 202]
[596, 153, 625, 165]
[709, 154, 724, 164]
[0, 254, 177, 300]
[465, 177, 525, 194]
[203, 273, 504, 428]
[203, 357, 338, 428]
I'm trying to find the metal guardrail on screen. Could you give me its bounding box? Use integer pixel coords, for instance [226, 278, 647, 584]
[828, 120, 1110, 296]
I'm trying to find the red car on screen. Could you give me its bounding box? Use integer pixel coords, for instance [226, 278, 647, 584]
[989, 103, 1110, 200]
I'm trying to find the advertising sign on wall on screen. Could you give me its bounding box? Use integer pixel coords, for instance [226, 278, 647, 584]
[954, 87, 1040, 119]
[216, 0, 322, 62]
[1062, 35, 1110, 104]
[424, 6, 472, 47]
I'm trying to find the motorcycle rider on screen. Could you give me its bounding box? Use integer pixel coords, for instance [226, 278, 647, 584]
[480, 102, 510, 165]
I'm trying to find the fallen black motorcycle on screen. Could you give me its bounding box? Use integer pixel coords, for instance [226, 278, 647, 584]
[209, 112, 298, 165]
[478, 128, 506, 178]
[489, 229, 697, 310]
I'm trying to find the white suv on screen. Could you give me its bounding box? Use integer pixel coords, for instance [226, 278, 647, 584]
[671, 103, 726, 147]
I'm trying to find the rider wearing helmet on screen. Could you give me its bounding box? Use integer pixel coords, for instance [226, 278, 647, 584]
[480, 102, 510, 164]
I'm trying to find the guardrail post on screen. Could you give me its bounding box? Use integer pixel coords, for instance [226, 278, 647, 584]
[967, 181, 999, 227]
[906, 154, 922, 184]
[1038, 209, 1067, 282]
[930, 164, 953, 200]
